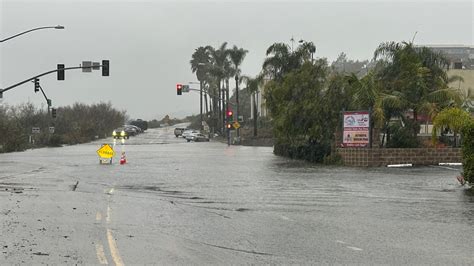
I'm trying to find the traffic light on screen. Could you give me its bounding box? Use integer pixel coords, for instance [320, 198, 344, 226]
[226, 123, 233, 129]
[34, 78, 40, 93]
[51, 108, 57, 118]
[57, 64, 65, 80]
[102, 60, 109, 76]
[226, 109, 233, 122]
[177, 83, 182, 95]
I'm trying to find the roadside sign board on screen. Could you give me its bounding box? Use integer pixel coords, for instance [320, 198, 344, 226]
[233, 121, 240, 129]
[97, 144, 115, 159]
[342, 111, 370, 147]
[49, 127, 55, 134]
[32, 127, 40, 134]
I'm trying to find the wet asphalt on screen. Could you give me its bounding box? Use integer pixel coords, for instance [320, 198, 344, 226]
[1, 126, 473, 264]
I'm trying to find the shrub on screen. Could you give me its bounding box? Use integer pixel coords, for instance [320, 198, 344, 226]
[274, 141, 330, 163]
[386, 123, 420, 148]
[461, 119, 474, 184]
[323, 153, 343, 165]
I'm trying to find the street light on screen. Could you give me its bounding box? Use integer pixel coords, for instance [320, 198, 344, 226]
[0, 25, 65, 43]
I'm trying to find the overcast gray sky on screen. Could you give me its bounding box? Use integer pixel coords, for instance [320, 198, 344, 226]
[1, 0, 472, 120]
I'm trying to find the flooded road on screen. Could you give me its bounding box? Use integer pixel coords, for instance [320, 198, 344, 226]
[1, 126, 473, 264]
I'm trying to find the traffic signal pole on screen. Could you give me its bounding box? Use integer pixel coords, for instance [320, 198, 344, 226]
[0, 63, 107, 95]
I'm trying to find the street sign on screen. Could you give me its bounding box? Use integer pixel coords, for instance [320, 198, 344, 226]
[49, 127, 55, 134]
[92, 62, 101, 70]
[238, 115, 244, 122]
[32, 127, 40, 134]
[182, 85, 190, 92]
[97, 144, 115, 159]
[233, 121, 240, 129]
[82, 61, 92, 72]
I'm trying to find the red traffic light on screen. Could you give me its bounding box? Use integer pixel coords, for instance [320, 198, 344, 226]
[226, 110, 233, 117]
[177, 83, 182, 95]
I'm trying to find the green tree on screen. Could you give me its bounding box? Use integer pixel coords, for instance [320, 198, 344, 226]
[262, 41, 316, 81]
[432, 107, 471, 147]
[228, 45, 248, 138]
[208, 42, 231, 132]
[264, 60, 332, 162]
[373, 41, 458, 138]
[243, 74, 264, 137]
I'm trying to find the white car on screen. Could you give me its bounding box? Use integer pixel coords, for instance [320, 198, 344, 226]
[182, 130, 198, 139]
[187, 133, 210, 142]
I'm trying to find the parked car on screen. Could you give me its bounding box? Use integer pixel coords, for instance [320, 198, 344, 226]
[112, 127, 129, 139]
[187, 133, 210, 142]
[174, 128, 185, 137]
[128, 125, 142, 134]
[123, 125, 138, 136]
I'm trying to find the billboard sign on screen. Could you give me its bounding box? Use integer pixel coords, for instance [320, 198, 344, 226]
[342, 111, 370, 147]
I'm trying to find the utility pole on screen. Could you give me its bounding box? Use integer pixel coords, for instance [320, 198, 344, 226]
[235, 75, 240, 143]
[200, 80, 203, 131]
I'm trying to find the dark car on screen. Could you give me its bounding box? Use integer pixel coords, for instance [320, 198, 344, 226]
[174, 128, 185, 137]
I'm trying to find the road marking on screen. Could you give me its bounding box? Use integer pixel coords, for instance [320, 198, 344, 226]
[107, 229, 124, 266]
[106, 188, 115, 195]
[280, 215, 290, 221]
[347, 246, 363, 251]
[96, 212, 102, 221]
[95, 243, 109, 264]
[336, 240, 346, 244]
[431, 165, 459, 171]
[106, 206, 112, 223]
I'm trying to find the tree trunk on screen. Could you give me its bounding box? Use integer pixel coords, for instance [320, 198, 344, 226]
[204, 91, 209, 116]
[235, 75, 240, 139]
[413, 109, 418, 138]
[253, 92, 258, 137]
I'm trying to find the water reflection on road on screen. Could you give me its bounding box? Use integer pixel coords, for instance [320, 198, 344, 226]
[0, 127, 473, 264]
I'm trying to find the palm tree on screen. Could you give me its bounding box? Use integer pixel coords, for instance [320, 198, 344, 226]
[208, 42, 231, 133]
[190, 46, 212, 129]
[243, 74, 264, 137]
[432, 107, 472, 147]
[228, 45, 248, 139]
[262, 41, 316, 81]
[373, 41, 456, 137]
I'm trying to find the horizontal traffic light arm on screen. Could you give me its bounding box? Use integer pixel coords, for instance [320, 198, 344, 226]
[183, 87, 236, 106]
[0, 64, 105, 94]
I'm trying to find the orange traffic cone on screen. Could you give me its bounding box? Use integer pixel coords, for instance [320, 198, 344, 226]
[120, 152, 127, 165]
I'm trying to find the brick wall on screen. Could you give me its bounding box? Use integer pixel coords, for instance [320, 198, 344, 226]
[337, 147, 461, 167]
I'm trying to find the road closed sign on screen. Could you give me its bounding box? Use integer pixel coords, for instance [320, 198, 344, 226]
[97, 144, 115, 159]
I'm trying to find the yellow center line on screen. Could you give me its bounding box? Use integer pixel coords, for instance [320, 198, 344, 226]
[107, 228, 124, 266]
[95, 243, 109, 264]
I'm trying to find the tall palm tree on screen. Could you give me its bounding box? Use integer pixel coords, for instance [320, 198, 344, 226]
[262, 42, 292, 81]
[243, 74, 264, 137]
[190, 46, 212, 129]
[228, 45, 248, 139]
[209, 42, 231, 133]
[262, 41, 316, 81]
